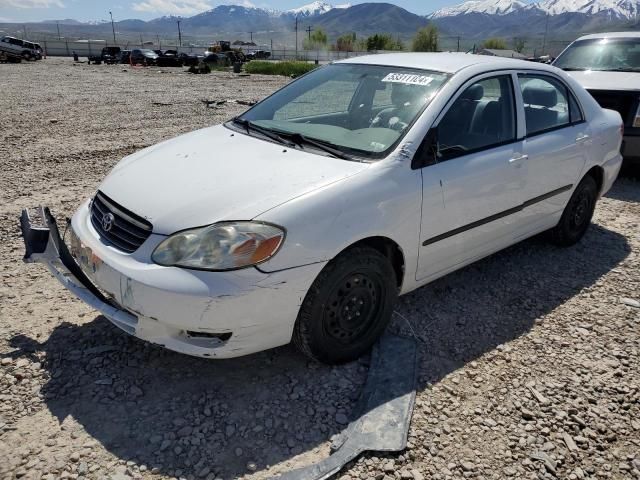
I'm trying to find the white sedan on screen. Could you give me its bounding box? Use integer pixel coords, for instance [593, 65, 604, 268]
[21, 53, 623, 364]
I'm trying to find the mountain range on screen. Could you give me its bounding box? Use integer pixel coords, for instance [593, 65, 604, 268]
[4, 0, 639, 47]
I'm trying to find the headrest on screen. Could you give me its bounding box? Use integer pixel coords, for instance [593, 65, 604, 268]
[461, 84, 484, 101]
[522, 84, 557, 108]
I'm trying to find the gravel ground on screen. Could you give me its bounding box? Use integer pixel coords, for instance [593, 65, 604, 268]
[1, 57, 639, 480]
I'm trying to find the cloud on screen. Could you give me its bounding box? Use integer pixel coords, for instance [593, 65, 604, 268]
[0, 0, 64, 7]
[131, 0, 212, 15]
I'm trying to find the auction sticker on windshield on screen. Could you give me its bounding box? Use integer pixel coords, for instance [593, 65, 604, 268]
[382, 73, 434, 86]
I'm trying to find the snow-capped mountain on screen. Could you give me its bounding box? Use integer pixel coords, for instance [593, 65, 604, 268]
[286, 1, 351, 17]
[532, 0, 640, 18]
[431, 0, 640, 18]
[430, 0, 526, 18]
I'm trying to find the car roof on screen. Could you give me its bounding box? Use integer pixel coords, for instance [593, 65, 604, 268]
[335, 52, 556, 74]
[576, 31, 640, 40]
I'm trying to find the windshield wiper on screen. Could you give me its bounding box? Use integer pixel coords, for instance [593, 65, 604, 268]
[232, 118, 295, 147]
[283, 132, 352, 160]
[560, 67, 588, 71]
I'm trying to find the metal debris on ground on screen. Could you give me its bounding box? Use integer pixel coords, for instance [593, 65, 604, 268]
[272, 333, 418, 480]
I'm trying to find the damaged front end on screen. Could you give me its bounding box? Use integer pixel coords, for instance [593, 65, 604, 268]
[20, 206, 139, 330]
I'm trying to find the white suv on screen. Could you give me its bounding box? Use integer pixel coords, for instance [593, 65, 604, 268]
[554, 32, 640, 168]
[0, 36, 39, 60]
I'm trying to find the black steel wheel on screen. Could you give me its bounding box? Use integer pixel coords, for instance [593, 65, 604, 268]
[548, 175, 598, 246]
[293, 246, 397, 364]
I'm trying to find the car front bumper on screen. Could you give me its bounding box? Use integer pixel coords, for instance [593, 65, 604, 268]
[20, 205, 326, 359]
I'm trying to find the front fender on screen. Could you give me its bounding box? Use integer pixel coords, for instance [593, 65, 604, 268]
[255, 161, 422, 290]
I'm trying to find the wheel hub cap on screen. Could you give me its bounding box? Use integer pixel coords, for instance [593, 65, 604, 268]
[325, 273, 379, 343]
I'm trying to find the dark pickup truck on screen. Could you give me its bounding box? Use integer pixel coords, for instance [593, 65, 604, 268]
[88, 47, 122, 65]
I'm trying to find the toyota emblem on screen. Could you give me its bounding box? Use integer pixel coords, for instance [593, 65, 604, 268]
[102, 212, 115, 232]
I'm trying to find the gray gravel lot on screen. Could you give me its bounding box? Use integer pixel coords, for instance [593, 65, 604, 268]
[0, 58, 639, 480]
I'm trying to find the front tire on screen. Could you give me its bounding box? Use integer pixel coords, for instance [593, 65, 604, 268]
[293, 246, 397, 364]
[548, 175, 598, 246]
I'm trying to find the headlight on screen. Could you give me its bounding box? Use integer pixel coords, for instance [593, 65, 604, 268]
[152, 222, 285, 271]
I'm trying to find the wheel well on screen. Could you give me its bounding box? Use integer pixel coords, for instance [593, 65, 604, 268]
[585, 166, 604, 195]
[346, 237, 405, 289]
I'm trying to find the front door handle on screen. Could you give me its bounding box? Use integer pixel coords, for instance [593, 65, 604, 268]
[509, 154, 528, 164]
[575, 133, 590, 143]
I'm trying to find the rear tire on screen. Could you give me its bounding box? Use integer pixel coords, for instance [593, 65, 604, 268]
[548, 175, 598, 246]
[293, 246, 397, 364]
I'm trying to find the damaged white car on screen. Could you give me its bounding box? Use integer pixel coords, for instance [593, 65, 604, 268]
[21, 53, 623, 364]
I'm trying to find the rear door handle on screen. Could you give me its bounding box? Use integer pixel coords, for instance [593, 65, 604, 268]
[575, 134, 590, 143]
[509, 154, 528, 164]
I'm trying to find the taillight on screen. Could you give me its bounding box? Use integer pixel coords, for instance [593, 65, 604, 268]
[634, 101, 640, 128]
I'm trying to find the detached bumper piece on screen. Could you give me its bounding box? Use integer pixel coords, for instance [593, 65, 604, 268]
[272, 334, 418, 480]
[20, 206, 137, 328]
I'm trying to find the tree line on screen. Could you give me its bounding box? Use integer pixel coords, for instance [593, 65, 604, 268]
[302, 25, 526, 54]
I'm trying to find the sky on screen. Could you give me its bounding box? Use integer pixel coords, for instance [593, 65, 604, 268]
[0, 0, 455, 23]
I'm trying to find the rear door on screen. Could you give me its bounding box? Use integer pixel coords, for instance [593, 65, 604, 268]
[416, 72, 526, 282]
[516, 73, 590, 237]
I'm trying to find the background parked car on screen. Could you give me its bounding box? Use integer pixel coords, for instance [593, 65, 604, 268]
[118, 50, 131, 64]
[154, 49, 182, 67]
[88, 46, 121, 65]
[554, 32, 640, 169]
[202, 53, 220, 65]
[130, 49, 159, 66]
[0, 36, 40, 61]
[246, 50, 271, 60]
[177, 52, 203, 66]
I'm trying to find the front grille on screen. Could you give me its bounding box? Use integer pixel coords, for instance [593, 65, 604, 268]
[588, 90, 639, 127]
[90, 191, 152, 253]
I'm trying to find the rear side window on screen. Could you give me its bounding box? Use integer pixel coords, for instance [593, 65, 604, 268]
[568, 93, 584, 123]
[437, 75, 516, 160]
[519, 74, 576, 136]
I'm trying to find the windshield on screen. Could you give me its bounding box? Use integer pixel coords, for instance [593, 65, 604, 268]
[236, 63, 449, 158]
[554, 37, 640, 72]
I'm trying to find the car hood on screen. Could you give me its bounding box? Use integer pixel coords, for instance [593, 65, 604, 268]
[564, 70, 640, 91]
[99, 124, 368, 235]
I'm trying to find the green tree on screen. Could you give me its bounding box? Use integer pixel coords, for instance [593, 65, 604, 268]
[482, 37, 508, 49]
[412, 24, 439, 52]
[303, 28, 328, 50]
[513, 37, 526, 53]
[365, 33, 404, 51]
[335, 32, 356, 51]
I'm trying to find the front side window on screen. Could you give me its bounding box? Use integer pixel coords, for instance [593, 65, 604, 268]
[519, 75, 571, 136]
[553, 37, 640, 72]
[436, 75, 516, 160]
[238, 64, 449, 158]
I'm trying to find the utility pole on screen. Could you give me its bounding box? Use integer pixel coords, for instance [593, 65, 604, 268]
[109, 11, 116, 44]
[541, 11, 549, 55]
[23, 25, 27, 40]
[295, 15, 298, 59]
[140, 34, 144, 46]
[249, 31, 253, 43]
[56, 21, 61, 40]
[177, 20, 182, 47]
[456, 36, 460, 52]
[306, 25, 313, 41]
[270, 38, 273, 52]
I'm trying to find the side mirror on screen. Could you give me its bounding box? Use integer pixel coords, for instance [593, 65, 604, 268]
[411, 126, 438, 170]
